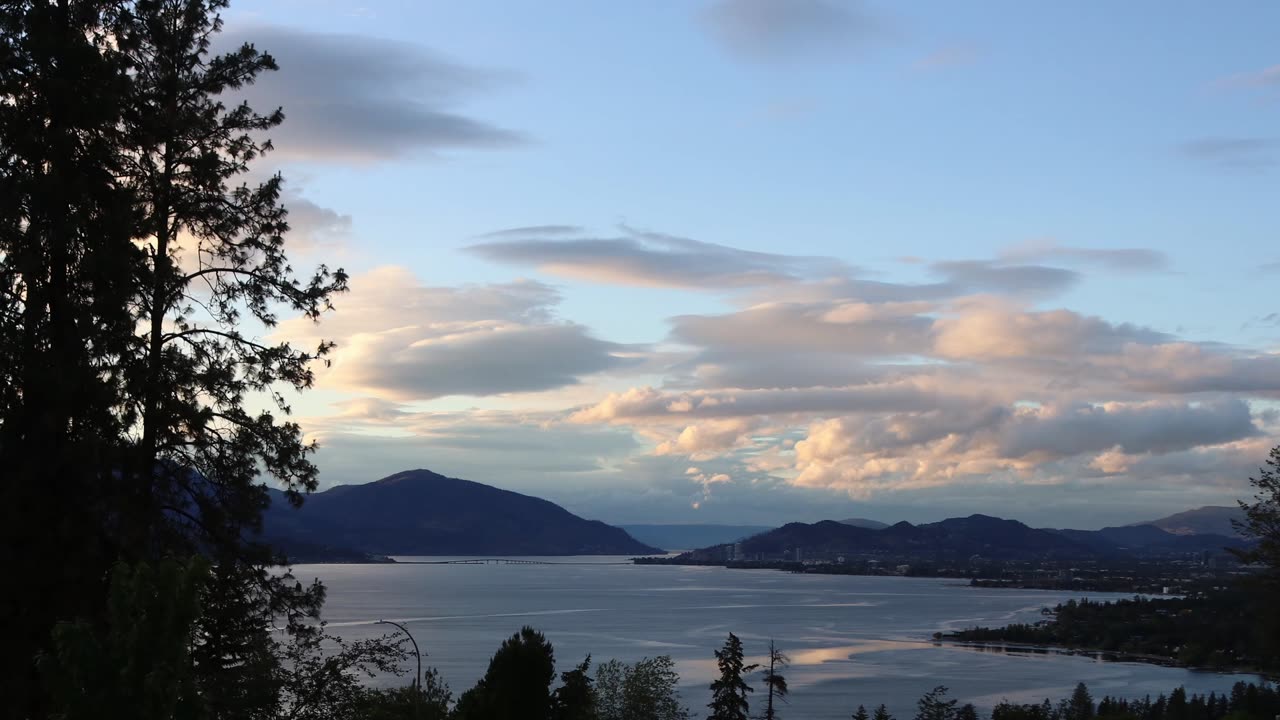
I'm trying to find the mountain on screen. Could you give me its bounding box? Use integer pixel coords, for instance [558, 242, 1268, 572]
[619, 524, 772, 552]
[703, 514, 1100, 562]
[1131, 506, 1245, 538]
[839, 517, 889, 530]
[265, 470, 662, 556]
[1050, 524, 1248, 556]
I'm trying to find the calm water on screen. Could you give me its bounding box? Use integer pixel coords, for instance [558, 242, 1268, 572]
[299, 558, 1263, 719]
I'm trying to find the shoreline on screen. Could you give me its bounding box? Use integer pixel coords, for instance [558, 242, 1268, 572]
[934, 638, 1275, 680]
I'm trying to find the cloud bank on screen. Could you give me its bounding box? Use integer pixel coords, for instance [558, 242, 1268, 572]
[291, 222, 1277, 525]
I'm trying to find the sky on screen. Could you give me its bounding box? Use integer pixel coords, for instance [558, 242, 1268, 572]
[222, 0, 1279, 529]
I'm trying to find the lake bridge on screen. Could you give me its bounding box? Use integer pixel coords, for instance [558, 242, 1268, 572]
[395, 558, 632, 566]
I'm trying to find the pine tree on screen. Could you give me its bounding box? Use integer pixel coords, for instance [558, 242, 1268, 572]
[0, 2, 142, 715]
[554, 656, 599, 720]
[760, 640, 789, 720]
[873, 704, 895, 720]
[1067, 683, 1095, 720]
[1230, 445, 1280, 661]
[454, 627, 558, 720]
[916, 687, 959, 720]
[113, 2, 350, 715]
[853, 705, 871, 720]
[1, 1, 382, 717]
[707, 633, 758, 720]
[1233, 445, 1280, 575]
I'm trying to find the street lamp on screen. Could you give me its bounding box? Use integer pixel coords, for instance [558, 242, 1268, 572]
[376, 619, 423, 693]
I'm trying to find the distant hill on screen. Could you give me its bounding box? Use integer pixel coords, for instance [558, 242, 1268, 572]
[265, 470, 662, 557]
[619, 524, 772, 552]
[839, 517, 889, 530]
[1130, 506, 1245, 538]
[1049, 524, 1248, 556]
[699, 514, 1100, 562]
[678, 512, 1255, 564]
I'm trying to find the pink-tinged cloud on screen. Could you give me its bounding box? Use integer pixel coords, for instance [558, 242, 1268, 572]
[275, 266, 632, 400]
[933, 298, 1168, 361]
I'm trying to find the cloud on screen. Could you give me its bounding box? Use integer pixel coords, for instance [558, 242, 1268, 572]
[930, 260, 1080, 297]
[1114, 343, 1280, 395]
[654, 418, 761, 459]
[475, 225, 586, 239]
[786, 398, 1262, 498]
[701, 0, 880, 62]
[933, 298, 1170, 361]
[470, 224, 1093, 301]
[325, 324, 629, 400]
[1180, 137, 1278, 172]
[667, 351, 896, 390]
[283, 192, 351, 251]
[569, 379, 986, 424]
[913, 45, 980, 71]
[999, 241, 1169, 272]
[286, 225, 1277, 521]
[275, 267, 632, 400]
[468, 225, 844, 288]
[220, 25, 524, 162]
[670, 300, 935, 356]
[997, 399, 1258, 460]
[303, 412, 640, 490]
[1215, 64, 1280, 96]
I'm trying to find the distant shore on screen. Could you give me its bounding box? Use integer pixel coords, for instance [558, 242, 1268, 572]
[631, 555, 1188, 594]
[934, 638, 1275, 680]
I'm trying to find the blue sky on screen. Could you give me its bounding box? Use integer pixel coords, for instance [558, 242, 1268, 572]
[225, 1, 1279, 529]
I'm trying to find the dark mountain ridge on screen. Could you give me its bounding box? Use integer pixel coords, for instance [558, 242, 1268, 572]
[683, 513, 1250, 563]
[839, 517, 890, 529]
[1128, 505, 1245, 538]
[725, 514, 1098, 562]
[265, 469, 661, 556]
[1048, 524, 1248, 556]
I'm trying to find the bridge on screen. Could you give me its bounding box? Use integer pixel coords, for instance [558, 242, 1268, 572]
[395, 558, 631, 566]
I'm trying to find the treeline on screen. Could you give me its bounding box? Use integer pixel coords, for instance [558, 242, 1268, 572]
[357, 626, 1280, 720]
[944, 446, 1280, 679]
[943, 591, 1279, 672]
[358, 628, 767, 720]
[985, 682, 1280, 720]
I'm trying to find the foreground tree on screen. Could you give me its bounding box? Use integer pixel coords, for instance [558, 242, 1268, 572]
[595, 656, 688, 720]
[454, 626, 558, 720]
[915, 686, 958, 720]
[707, 633, 758, 720]
[760, 640, 789, 720]
[357, 669, 452, 720]
[1233, 445, 1280, 576]
[39, 558, 209, 720]
[0, 2, 139, 713]
[554, 656, 599, 720]
[1065, 683, 1095, 720]
[112, 2, 347, 710]
[2, 0, 369, 717]
[1232, 444, 1280, 663]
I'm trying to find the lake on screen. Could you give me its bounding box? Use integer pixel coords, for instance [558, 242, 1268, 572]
[300, 558, 1263, 719]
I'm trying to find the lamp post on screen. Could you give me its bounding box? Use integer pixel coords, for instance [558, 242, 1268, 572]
[373, 617, 424, 712]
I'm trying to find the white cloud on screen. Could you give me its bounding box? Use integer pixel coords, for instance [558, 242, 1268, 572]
[276, 267, 632, 400]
